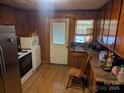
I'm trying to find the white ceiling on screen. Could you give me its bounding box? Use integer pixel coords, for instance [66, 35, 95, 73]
[0, 0, 109, 10]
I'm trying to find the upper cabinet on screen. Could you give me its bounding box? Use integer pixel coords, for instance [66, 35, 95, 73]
[15, 10, 28, 37]
[0, 6, 16, 25]
[97, 0, 124, 58]
[115, 0, 124, 58]
[102, 1, 112, 45]
[97, 6, 106, 42]
[107, 0, 122, 49]
[0, 5, 29, 37]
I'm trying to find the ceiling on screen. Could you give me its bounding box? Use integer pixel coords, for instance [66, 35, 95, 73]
[0, 0, 109, 10]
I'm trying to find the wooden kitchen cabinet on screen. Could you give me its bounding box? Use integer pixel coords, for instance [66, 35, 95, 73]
[68, 51, 87, 68]
[102, 1, 112, 45]
[97, 0, 124, 58]
[15, 10, 28, 37]
[115, 0, 124, 58]
[107, 0, 122, 49]
[97, 6, 106, 42]
[0, 6, 16, 25]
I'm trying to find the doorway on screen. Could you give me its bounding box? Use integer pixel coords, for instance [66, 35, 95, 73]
[50, 18, 69, 65]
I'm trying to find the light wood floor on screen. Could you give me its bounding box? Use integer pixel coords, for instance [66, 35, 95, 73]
[22, 65, 89, 93]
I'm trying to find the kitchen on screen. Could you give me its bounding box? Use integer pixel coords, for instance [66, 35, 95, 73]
[0, 0, 124, 93]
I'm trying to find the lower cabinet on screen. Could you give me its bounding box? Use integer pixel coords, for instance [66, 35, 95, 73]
[68, 51, 87, 68]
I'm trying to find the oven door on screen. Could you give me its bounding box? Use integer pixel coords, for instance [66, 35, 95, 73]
[19, 53, 32, 77]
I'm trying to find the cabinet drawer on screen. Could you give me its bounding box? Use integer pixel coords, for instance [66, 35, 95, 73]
[69, 51, 87, 57]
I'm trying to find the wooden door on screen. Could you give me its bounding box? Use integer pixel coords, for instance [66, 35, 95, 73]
[115, 0, 124, 58]
[107, 0, 122, 49]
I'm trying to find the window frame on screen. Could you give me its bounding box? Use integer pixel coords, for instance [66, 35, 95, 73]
[74, 19, 94, 43]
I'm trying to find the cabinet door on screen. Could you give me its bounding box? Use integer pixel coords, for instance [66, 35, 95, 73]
[68, 51, 87, 68]
[102, 1, 113, 45]
[107, 0, 122, 49]
[0, 6, 16, 25]
[97, 6, 106, 42]
[15, 11, 28, 37]
[115, 0, 124, 58]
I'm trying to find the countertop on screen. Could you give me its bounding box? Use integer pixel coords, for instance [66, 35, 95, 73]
[87, 49, 124, 85]
[69, 47, 124, 85]
[69, 48, 87, 53]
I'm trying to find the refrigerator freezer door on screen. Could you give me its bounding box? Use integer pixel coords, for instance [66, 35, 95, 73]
[0, 32, 22, 93]
[0, 53, 5, 93]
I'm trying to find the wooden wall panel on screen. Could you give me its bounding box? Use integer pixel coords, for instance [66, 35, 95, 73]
[0, 4, 97, 64]
[43, 11, 97, 64]
[115, 0, 124, 58]
[26, 11, 46, 63]
[0, 4, 45, 63]
[15, 10, 29, 37]
[26, 11, 40, 35]
[26, 10, 97, 64]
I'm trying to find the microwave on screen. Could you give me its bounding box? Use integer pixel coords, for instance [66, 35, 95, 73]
[20, 36, 39, 49]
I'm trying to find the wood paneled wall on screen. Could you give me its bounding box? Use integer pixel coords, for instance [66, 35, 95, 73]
[0, 4, 30, 37]
[27, 10, 97, 64]
[0, 4, 97, 64]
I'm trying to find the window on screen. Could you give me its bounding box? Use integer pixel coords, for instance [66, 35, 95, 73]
[75, 20, 94, 43]
[52, 22, 66, 44]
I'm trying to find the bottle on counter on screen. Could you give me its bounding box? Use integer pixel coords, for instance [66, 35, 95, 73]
[104, 51, 113, 72]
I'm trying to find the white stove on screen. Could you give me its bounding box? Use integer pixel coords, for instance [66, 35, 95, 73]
[18, 50, 33, 85]
[18, 50, 31, 59]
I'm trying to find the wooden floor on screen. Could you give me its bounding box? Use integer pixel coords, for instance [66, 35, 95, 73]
[22, 65, 89, 93]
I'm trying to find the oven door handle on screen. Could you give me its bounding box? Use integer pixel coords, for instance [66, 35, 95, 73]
[0, 46, 6, 74]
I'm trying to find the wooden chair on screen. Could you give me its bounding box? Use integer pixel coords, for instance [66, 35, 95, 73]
[66, 53, 92, 88]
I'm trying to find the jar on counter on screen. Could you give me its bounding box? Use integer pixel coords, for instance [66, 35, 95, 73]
[118, 65, 124, 83]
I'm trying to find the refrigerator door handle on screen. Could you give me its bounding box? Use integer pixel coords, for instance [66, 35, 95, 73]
[0, 46, 6, 74]
[0, 50, 4, 75]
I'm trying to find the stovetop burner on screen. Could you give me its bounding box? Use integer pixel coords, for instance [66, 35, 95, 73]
[18, 54, 20, 57]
